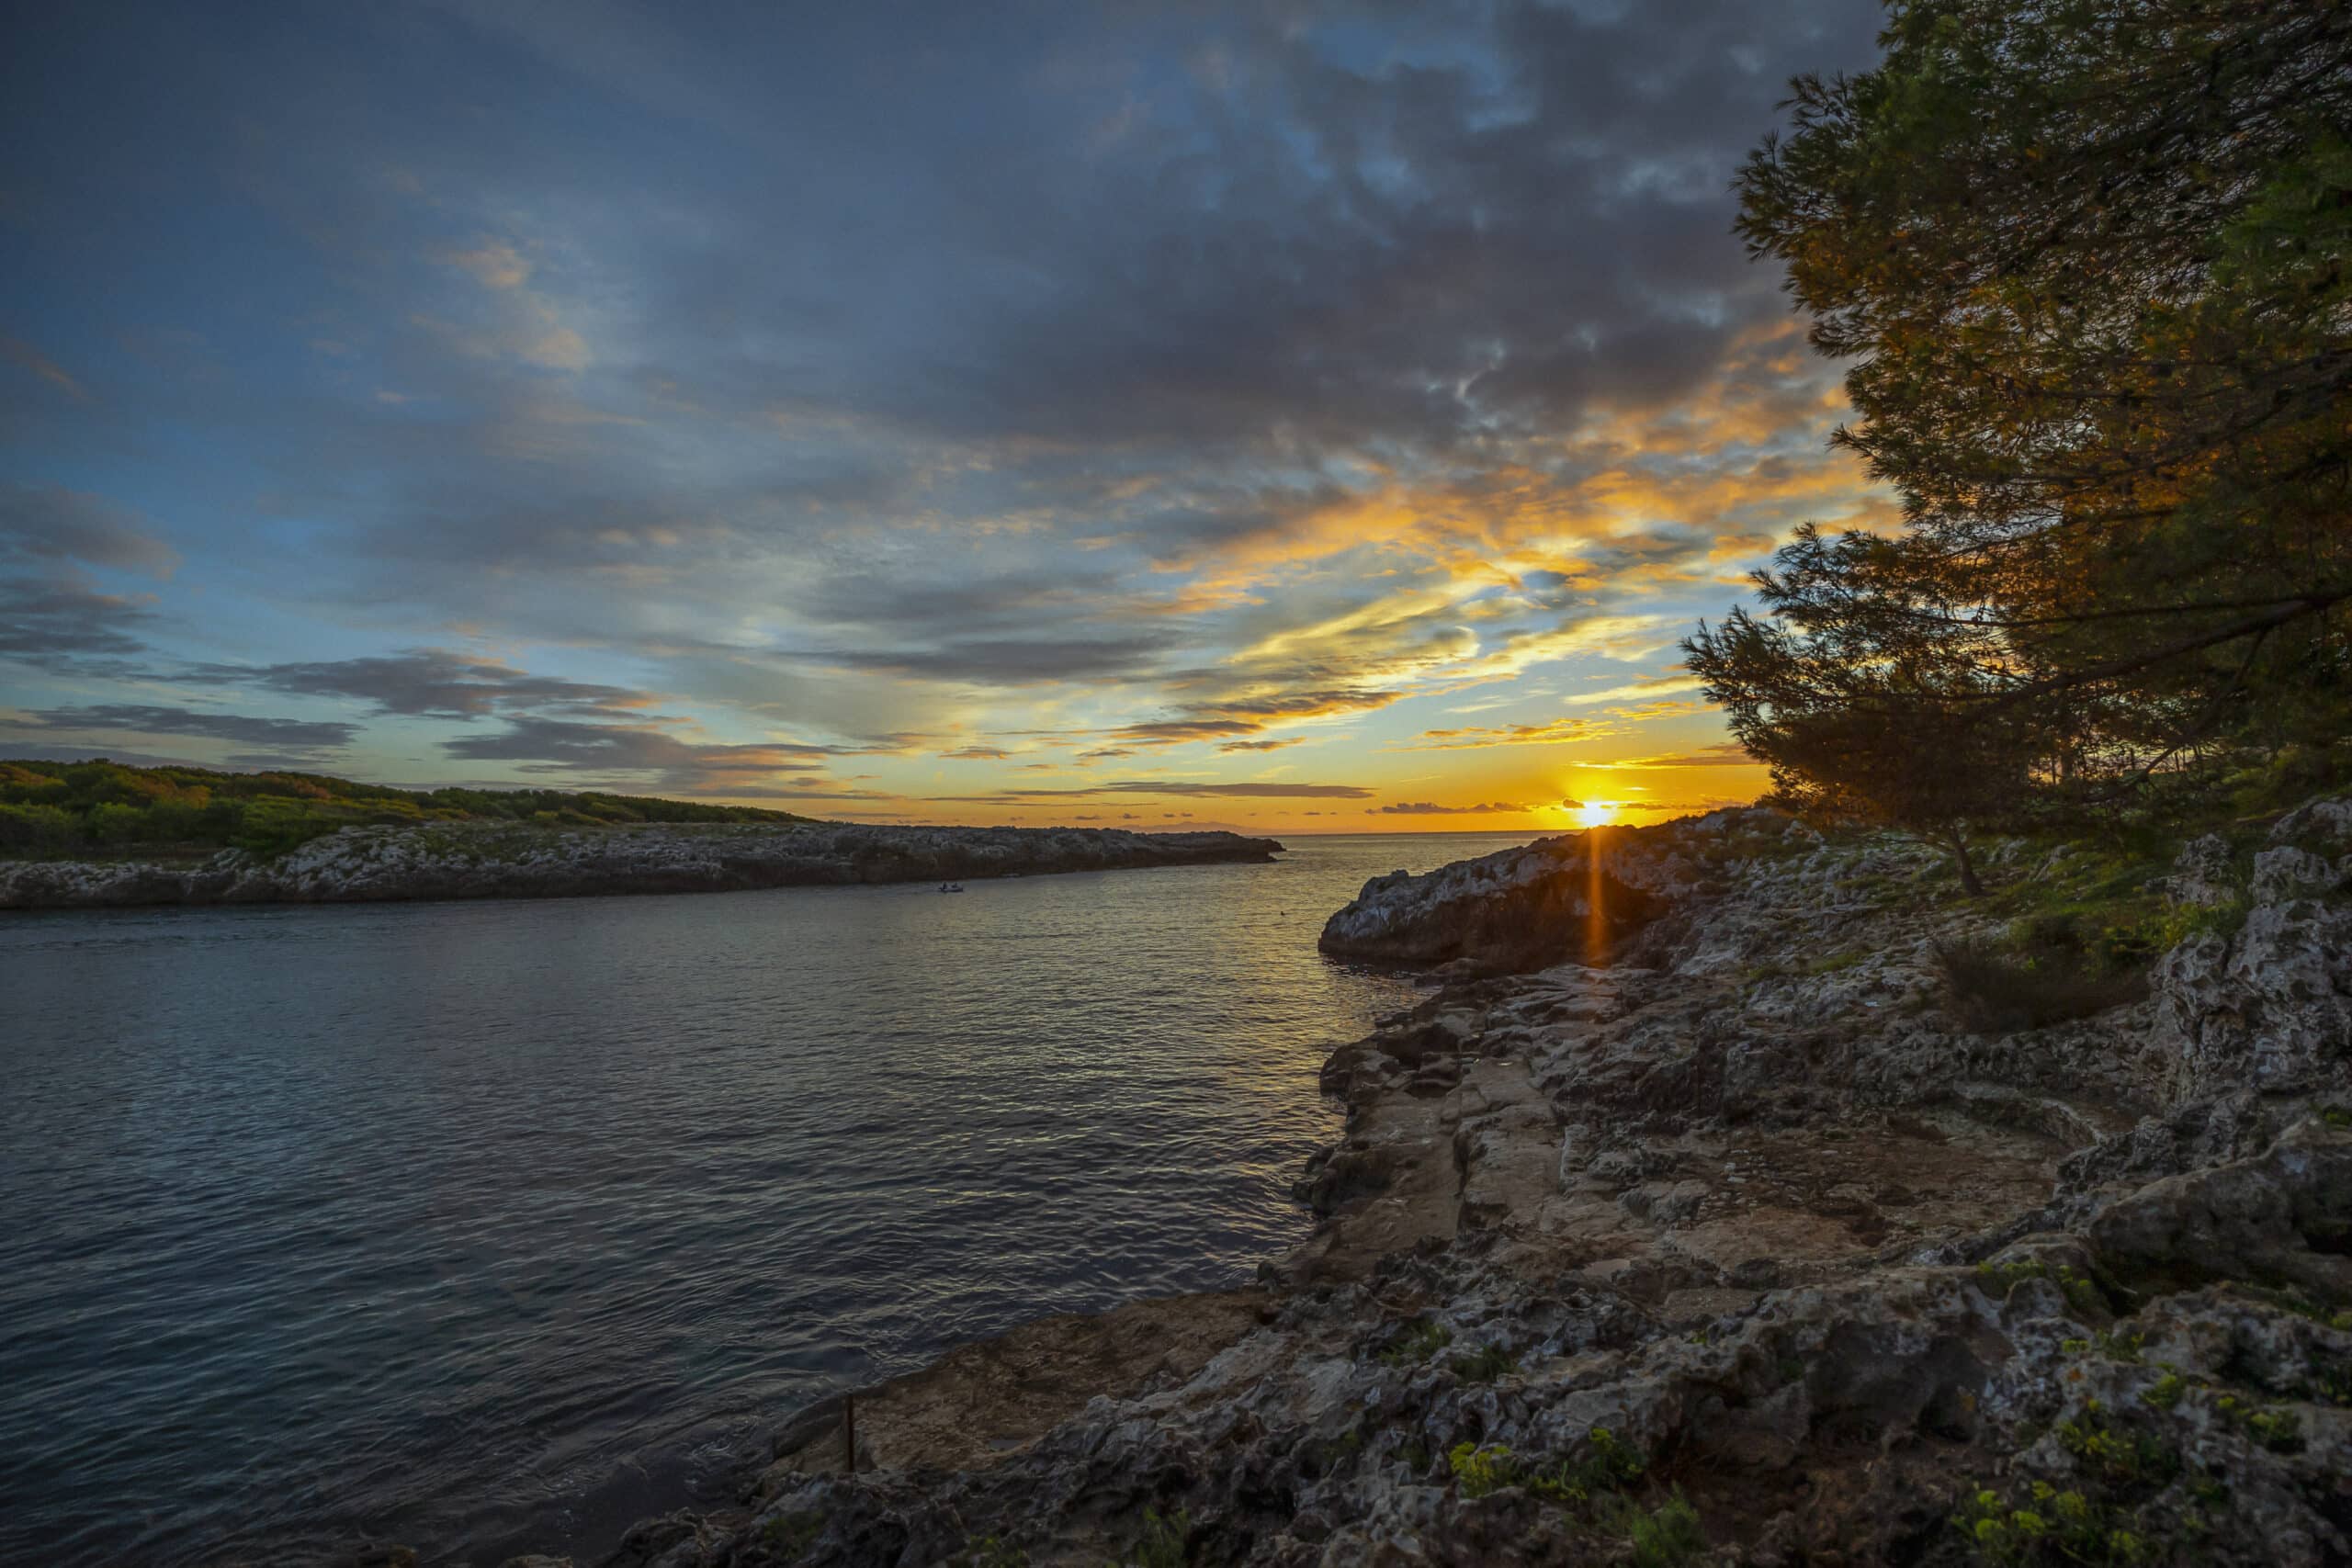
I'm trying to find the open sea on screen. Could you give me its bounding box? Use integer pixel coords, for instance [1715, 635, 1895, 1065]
[0, 831, 1534, 1567]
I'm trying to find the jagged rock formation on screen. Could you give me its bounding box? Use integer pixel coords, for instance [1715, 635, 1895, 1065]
[0, 822, 1283, 910]
[1315, 826, 1721, 974]
[513, 803, 2352, 1568]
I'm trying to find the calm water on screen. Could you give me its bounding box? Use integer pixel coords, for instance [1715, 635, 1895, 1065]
[0, 832, 1531, 1567]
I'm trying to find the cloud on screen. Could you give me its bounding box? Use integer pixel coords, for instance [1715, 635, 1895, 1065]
[1, 336, 90, 402]
[198, 648, 651, 719]
[805, 634, 1180, 683]
[438, 715, 850, 791]
[1406, 716, 1604, 750]
[939, 780, 1374, 801]
[1587, 743, 1759, 769]
[940, 744, 1010, 760]
[9, 704, 358, 759]
[0, 579, 158, 667]
[0, 484, 178, 577]
[441, 238, 533, 290]
[0, 0, 1883, 809]
[1565, 673, 1705, 706]
[1372, 800, 1536, 815]
[1110, 687, 1403, 748]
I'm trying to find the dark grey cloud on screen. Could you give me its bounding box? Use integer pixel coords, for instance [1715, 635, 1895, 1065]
[0, 488, 176, 671]
[13, 705, 358, 752]
[0, 485, 177, 576]
[197, 648, 649, 720]
[1112, 687, 1402, 746]
[0, 579, 156, 667]
[804, 635, 1182, 684]
[434, 715, 899, 795]
[443, 716, 818, 768]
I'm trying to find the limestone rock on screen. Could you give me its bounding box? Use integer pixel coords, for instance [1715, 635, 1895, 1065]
[2163, 832, 2238, 906]
[1315, 813, 1770, 972]
[2153, 887, 2352, 1103]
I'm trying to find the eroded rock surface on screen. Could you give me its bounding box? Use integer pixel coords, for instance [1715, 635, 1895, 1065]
[528, 803, 2352, 1568]
[0, 823, 1282, 910]
[1314, 820, 1730, 973]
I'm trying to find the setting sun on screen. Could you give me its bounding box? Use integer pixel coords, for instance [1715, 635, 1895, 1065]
[1575, 800, 1620, 829]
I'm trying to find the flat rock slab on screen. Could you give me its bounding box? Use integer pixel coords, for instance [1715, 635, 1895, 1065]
[764, 1290, 1270, 1483]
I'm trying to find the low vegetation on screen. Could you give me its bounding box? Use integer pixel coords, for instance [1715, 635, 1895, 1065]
[1934, 939, 2150, 1036]
[1447, 1429, 1705, 1566]
[0, 758, 813, 860]
[1117, 1507, 1190, 1568]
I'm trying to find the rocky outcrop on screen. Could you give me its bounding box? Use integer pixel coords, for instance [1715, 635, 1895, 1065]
[1315, 816, 1775, 973]
[0, 823, 1283, 910]
[2153, 807, 2352, 1107]
[509, 799, 2352, 1568]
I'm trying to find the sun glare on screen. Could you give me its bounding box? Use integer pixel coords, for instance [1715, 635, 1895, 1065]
[1575, 800, 1619, 829]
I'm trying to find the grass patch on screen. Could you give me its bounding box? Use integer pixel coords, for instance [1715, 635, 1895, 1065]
[1449, 1431, 1704, 1563]
[1935, 939, 2149, 1034]
[1117, 1507, 1189, 1568]
[761, 1511, 824, 1557]
[1377, 1317, 1453, 1366]
[1448, 1342, 1518, 1382]
[1597, 1491, 1709, 1568]
[1973, 1258, 2108, 1316]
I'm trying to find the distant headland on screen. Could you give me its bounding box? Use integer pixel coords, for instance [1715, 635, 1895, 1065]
[0, 760, 1281, 910]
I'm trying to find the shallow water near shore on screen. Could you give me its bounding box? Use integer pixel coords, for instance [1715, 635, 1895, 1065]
[0, 831, 1535, 1568]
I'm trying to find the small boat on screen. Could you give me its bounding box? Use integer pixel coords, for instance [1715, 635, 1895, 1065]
[938, 882, 966, 893]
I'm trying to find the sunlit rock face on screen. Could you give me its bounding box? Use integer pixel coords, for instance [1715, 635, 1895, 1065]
[1314, 809, 1786, 974]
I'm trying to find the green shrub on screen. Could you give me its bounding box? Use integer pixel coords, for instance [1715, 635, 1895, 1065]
[1952, 1482, 2148, 1565]
[1596, 1491, 1708, 1568]
[1448, 1440, 1522, 1500]
[1447, 1342, 1517, 1382]
[1936, 941, 2148, 1034]
[2053, 1401, 2177, 1484]
[760, 1511, 823, 1556]
[1118, 1507, 1189, 1568]
[1378, 1318, 1453, 1366]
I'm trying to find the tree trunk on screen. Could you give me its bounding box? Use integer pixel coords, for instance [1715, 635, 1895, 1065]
[1948, 828, 1984, 897]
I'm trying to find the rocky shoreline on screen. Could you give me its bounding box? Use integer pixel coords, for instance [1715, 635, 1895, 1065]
[0, 822, 1283, 910]
[422, 803, 2352, 1565]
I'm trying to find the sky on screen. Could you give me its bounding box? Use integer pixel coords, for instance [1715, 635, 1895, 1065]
[0, 0, 1894, 835]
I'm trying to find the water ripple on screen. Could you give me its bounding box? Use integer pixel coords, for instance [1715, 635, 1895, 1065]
[0, 833, 1531, 1566]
